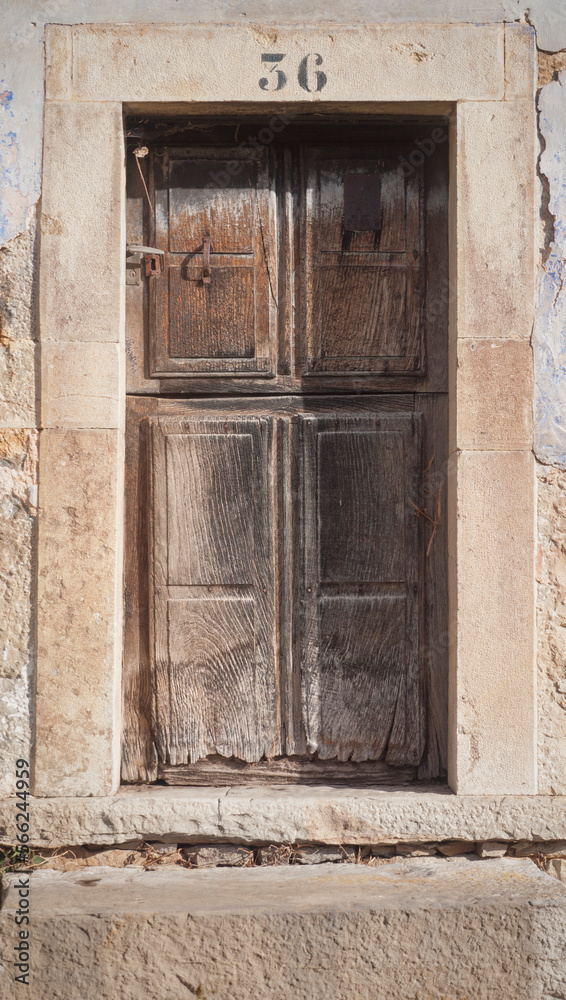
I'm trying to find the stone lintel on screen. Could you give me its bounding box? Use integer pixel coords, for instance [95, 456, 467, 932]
[68, 23, 504, 103]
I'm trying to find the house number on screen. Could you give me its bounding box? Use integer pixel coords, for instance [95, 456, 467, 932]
[259, 53, 327, 92]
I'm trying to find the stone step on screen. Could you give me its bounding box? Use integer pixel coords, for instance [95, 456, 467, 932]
[1, 857, 566, 999]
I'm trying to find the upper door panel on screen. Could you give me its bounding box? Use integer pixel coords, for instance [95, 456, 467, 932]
[150, 146, 276, 378]
[301, 144, 424, 378]
[125, 118, 448, 395]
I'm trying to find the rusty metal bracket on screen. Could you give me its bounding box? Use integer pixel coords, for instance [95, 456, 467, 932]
[202, 233, 211, 284]
[126, 244, 164, 285]
[145, 254, 162, 278]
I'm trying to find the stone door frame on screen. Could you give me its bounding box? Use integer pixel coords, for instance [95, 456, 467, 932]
[35, 22, 537, 806]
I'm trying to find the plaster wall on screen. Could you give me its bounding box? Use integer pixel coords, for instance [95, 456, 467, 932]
[1, 2, 566, 801]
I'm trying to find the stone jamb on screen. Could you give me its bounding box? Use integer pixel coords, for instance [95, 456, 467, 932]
[35, 22, 537, 807]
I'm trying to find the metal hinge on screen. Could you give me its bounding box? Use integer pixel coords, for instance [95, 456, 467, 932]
[126, 244, 164, 285]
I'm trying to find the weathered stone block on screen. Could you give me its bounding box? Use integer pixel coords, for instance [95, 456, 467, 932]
[536, 464, 566, 794]
[147, 842, 179, 856]
[70, 23, 504, 103]
[456, 101, 536, 341]
[185, 844, 254, 867]
[536, 840, 566, 857]
[395, 843, 437, 857]
[370, 844, 396, 857]
[448, 450, 536, 794]
[437, 840, 476, 856]
[505, 23, 536, 101]
[3, 786, 566, 852]
[45, 24, 73, 101]
[1, 859, 565, 1000]
[0, 340, 37, 428]
[35, 429, 123, 797]
[477, 841, 508, 858]
[40, 102, 124, 343]
[0, 429, 36, 677]
[41, 342, 124, 429]
[452, 339, 533, 451]
[0, 429, 36, 795]
[0, 213, 37, 343]
[549, 858, 566, 883]
[534, 72, 566, 468]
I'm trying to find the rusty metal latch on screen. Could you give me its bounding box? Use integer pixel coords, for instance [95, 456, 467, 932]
[126, 244, 164, 285]
[202, 233, 211, 284]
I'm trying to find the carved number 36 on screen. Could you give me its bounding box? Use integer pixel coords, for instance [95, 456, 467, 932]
[259, 53, 327, 93]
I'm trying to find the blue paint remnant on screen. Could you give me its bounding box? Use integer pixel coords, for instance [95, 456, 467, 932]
[533, 71, 566, 469]
[0, 90, 13, 112]
[0, 130, 24, 246]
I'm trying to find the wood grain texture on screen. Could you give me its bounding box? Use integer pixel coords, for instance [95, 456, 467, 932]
[417, 393, 449, 780]
[122, 395, 158, 782]
[150, 414, 277, 764]
[166, 597, 258, 761]
[314, 595, 407, 760]
[150, 146, 276, 378]
[316, 155, 406, 252]
[158, 755, 417, 787]
[123, 395, 446, 781]
[126, 116, 447, 396]
[302, 145, 425, 378]
[168, 266, 255, 359]
[317, 429, 405, 582]
[300, 412, 424, 766]
[168, 156, 256, 254]
[317, 264, 407, 363]
[123, 116, 449, 784]
[165, 432, 255, 585]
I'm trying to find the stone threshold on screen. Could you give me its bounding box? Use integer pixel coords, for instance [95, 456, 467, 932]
[1, 859, 565, 1000]
[1, 785, 566, 848]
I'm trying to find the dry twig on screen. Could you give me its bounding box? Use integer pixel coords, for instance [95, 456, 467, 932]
[410, 448, 443, 557]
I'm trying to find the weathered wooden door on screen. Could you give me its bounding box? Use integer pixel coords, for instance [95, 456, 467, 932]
[123, 116, 448, 785]
[151, 145, 276, 378]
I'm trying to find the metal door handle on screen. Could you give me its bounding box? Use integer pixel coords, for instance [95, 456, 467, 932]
[126, 244, 165, 255]
[202, 233, 211, 284]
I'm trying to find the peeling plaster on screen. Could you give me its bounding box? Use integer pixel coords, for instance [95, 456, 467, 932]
[534, 69, 566, 468]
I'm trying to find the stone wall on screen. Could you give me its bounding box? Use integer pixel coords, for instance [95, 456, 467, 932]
[0, 216, 38, 795]
[537, 465, 566, 793]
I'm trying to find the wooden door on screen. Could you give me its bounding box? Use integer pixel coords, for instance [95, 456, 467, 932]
[151, 146, 276, 378]
[301, 144, 424, 377]
[300, 411, 423, 766]
[122, 116, 449, 785]
[149, 414, 277, 765]
[138, 399, 427, 779]
[125, 118, 447, 396]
